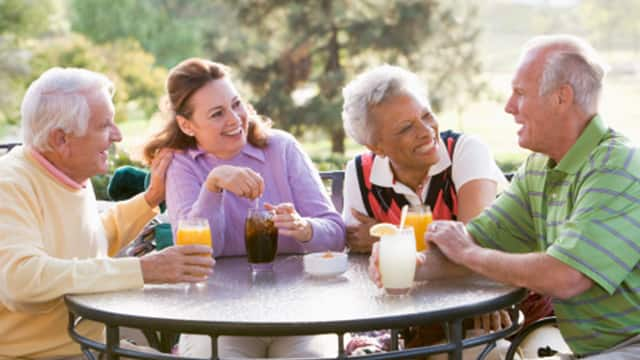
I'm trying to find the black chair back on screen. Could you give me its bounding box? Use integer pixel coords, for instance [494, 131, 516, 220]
[0, 142, 21, 156]
[319, 170, 345, 213]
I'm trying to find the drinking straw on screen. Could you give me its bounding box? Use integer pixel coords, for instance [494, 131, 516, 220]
[399, 204, 408, 229]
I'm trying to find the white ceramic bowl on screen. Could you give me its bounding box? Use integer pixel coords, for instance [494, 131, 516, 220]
[303, 252, 348, 278]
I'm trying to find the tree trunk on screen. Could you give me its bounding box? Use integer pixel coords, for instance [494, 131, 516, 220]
[331, 127, 345, 154]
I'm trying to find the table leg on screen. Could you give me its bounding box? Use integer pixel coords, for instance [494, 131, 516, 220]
[210, 334, 219, 360]
[142, 329, 161, 350]
[106, 325, 120, 360]
[391, 329, 400, 350]
[337, 333, 346, 359]
[445, 320, 463, 360]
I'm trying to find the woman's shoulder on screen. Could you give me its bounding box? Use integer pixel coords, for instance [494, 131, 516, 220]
[264, 129, 309, 158]
[454, 133, 486, 148]
[450, 133, 493, 159]
[167, 148, 202, 173]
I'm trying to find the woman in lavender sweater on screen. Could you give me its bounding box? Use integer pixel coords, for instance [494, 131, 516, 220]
[143, 58, 345, 358]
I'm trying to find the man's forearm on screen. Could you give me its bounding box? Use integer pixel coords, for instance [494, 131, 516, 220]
[415, 248, 472, 281]
[462, 246, 592, 299]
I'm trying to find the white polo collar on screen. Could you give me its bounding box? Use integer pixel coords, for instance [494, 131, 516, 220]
[369, 137, 452, 203]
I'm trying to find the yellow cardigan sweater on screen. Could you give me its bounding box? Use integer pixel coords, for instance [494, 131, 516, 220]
[0, 147, 157, 359]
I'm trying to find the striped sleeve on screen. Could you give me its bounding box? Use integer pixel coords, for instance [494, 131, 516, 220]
[549, 164, 640, 295]
[467, 163, 538, 253]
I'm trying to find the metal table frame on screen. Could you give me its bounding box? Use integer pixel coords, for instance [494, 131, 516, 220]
[66, 256, 526, 360]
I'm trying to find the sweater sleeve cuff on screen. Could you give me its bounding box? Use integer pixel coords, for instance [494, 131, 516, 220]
[125, 257, 145, 288]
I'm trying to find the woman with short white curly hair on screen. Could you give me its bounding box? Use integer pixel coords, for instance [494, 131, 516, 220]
[341, 64, 507, 251]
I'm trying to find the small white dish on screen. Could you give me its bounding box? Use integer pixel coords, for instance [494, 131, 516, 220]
[303, 252, 348, 278]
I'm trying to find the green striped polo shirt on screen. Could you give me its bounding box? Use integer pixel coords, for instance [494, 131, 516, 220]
[468, 115, 640, 356]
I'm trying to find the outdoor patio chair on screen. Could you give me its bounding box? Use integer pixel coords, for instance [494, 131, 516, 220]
[0, 142, 21, 155]
[505, 316, 561, 359]
[319, 170, 345, 213]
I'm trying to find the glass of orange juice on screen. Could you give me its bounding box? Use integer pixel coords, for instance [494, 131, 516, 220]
[404, 205, 432, 252]
[175, 217, 212, 253]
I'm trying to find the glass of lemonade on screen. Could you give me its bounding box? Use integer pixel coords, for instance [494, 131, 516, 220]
[176, 217, 212, 253]
[378, 227, 417, 295]
[404, 205, 433, 252]
[245, 208, 278, 273]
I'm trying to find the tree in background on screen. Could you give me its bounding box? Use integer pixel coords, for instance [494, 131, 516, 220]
[0, 0, 61, 125]
[0, 0, 168, 131]
[70, 0, 238, 68]
[28, 34, 167, 123]
[67, 0, 486, 154]
[232, 0, 486, 153]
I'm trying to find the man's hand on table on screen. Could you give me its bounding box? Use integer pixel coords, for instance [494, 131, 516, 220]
[424, 220, 479, 266]
[424, 221, 513, 334]
[140, 245, 215, 284]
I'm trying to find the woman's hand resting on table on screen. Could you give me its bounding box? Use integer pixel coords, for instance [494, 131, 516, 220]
[205, 165, 264, 200]
[265, 202, 313, 242]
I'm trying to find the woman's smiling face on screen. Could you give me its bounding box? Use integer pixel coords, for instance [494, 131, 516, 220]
[369, 93, 440, 171]
[177, 77, 249, 159]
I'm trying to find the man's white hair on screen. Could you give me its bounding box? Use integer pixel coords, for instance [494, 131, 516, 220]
[20, 67, 114, 151]
[341, 64, 430, 146]
[523, 34, 608, 115]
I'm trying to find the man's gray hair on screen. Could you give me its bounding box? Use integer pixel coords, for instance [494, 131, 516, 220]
[20, 67, 114, 151]
[523, 34, 608, 115]
[341, 64, 430, 146]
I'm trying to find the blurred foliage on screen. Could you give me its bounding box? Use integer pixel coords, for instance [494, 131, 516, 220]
[70, 0, 235, 68]
[0, 0, 60, 125]
[27, 34, 167, 123]
[0, 0, 167, 128]
[91, 146, 145, 200]
[0, 0, 58, 35]
[311, 153, 349, 172]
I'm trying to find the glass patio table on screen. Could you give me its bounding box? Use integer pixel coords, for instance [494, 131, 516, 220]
[65, 254, 526, 360]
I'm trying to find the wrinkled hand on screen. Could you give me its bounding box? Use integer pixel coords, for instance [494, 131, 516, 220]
[368, 242, 425, 288]
[473, 310, 512, 332]
[265, 202, 312, 242]
[425, 220, 477, 265]
[140, 245, 215, 284]
[143, 149, 174, 208]
[346, 209, 378, 253]
[205, 165, 264, 200]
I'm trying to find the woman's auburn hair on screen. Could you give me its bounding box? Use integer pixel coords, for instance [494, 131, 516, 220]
[143, 58, 271, 164]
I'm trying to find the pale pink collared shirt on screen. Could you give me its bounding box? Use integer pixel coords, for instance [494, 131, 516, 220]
[29, 148, 87, 190]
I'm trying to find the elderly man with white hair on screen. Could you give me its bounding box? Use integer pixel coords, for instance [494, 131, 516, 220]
[370, 35, 640, 359]
[0, 67, 215, 359]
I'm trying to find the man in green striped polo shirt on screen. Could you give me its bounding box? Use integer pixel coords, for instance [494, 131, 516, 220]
[424, 35, 640, 359]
